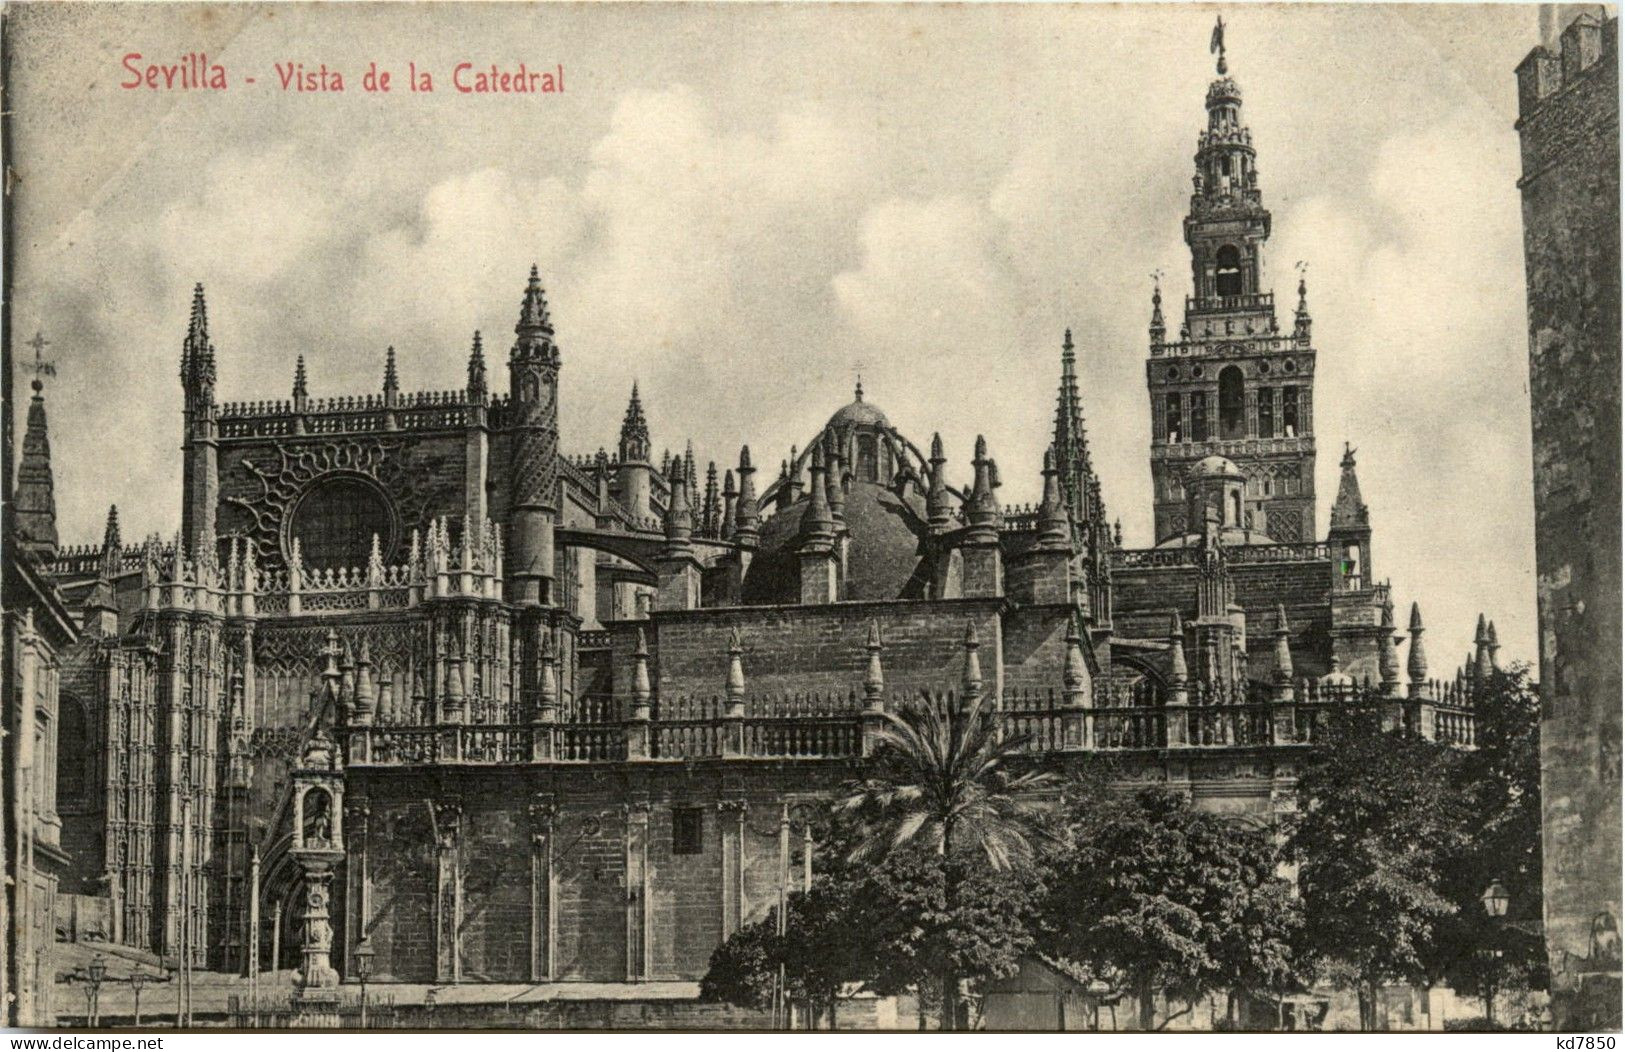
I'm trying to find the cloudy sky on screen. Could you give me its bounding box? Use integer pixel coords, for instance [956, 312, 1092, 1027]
[9, 2, 1547, 666]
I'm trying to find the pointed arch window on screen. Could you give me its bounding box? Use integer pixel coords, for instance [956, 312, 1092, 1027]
[1216, 245, 1244, 298]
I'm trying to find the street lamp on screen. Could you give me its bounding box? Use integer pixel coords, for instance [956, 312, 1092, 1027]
[86, 954, 108, 1028]
[128, 970, 147, 1028]
[1482, 880, 1511, 919]
[353, 938, 375, 1030]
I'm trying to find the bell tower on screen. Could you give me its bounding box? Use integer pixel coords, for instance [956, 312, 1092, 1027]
[1146, 21, 1318, 545]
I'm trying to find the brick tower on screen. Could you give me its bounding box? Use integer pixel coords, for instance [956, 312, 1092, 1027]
[1147, 28, 1317, 544]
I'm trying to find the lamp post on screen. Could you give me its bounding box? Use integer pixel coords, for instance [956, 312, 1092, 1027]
[1480, 880, 1512, 1026]
[86, 954, 107, 1028]
[128, 970, 147, 1028]
[353, 937, 374, 1029]
[1481, 880, 1510, 919]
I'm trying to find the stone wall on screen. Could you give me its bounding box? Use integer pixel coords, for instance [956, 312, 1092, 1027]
[1517, 12, 1622, 1032]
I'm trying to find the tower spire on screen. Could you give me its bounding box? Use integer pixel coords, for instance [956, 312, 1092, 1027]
[516, 263, 553, 336]
[1330, 443, 1368, 527]
[466, 331, 487, 400]
[15, 371, 58, 559]
[620, 382, 650, 463]
[383, 345, 400, 397]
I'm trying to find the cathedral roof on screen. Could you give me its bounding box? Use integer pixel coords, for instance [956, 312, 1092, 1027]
[741, 479, 929, 604]
[826, 384, 889, 430]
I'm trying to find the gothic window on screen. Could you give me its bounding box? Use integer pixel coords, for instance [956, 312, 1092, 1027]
[1190, 392, 1208, 442]
[1216, 245, 1243, 298]
[1282, 388, 1299, 437]
[1164, 393, 1182, 443]
[57, 694, 91, 807]
[1258, 387, 1274, 437]
[288, 475, 396, 572]
[1218, 366, 1246, 440]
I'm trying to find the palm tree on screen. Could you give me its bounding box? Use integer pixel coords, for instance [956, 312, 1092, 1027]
[837, 682, 1061, 1029]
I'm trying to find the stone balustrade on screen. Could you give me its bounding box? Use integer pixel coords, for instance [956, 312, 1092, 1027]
[343, 683, 1480, 769]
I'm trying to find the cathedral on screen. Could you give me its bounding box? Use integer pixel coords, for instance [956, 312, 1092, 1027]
[17, 43, 1503, 998]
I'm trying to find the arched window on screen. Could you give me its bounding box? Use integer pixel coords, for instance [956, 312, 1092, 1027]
[1231, 491, 1243, 527]
[1215, 245, 1243, 298]
[1218, 365, 1246, 439]
[856, 434, 878, 482]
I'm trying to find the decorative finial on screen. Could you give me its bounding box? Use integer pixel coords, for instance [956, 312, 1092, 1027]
[1210, 15, 1227, 76]
[26, 331, 55, 394]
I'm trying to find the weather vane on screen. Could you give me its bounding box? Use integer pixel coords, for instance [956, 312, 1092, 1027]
[1210, 15, 1227, 76]
[853, 359, 866, 400]
[25, 331, 55, 391]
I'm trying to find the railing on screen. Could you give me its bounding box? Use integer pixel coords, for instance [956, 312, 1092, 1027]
[1184, 703, 1276, 747]
[1001, 709, 1069, 752]
[743, 717, 860, 758]
[343, 685, 1480, 768]
[1185, 291, 1275, 314]
[1112, 540, 1329, 569]
[1092, 707, 1167, 750]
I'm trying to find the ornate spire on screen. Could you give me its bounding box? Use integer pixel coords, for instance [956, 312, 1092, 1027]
[383, 345, 400, 396]
[1063, 621, 1091, 709]
[798, 444, 835, 548]
[663, 461, 694, 556]
[15, 373, 58, 558]
[292, 355, 309, 404]
[102, 504, 122, 555]
[1036, 446, 1070, 550]
[1474, 613, 1494, 684]
[516, 263, 553, 336]
[734, 446, 760, 547]
[863, 620, 885, 711]
[631, 628, 652, 720]
[1168, 612, 1189, 695]
[1407, 602, 1429, 694]
[964, 435, 1000, 533]
[1378, 599, 1401, 695]
[1330, 443, 1369, 528]
[703, 461, 721, 537]
[1149, 281, 1165, 345]
[180, 283, 216, 399]
[960, 620, 983, 707]
[926, 433, 951, 532]
[466, 332, 487, 399]
[725, 627, 746, 710]
[1273, 603, 1294, 685]
[619, 382, 651, 463]
[721, 468, 738, 540]
[1294, 271, 1312, 341]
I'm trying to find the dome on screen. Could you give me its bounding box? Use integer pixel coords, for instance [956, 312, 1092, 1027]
[741, 480, 929, 604]
[825, 385, 889, 430]
[1189, 455, 1244, 480]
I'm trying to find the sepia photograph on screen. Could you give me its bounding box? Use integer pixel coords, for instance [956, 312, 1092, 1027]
[0, 0, 1618, 1037]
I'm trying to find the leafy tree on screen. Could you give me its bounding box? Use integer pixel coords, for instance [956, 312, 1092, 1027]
[835, 689, 1060, 1029]
[1288, 703, 1470, 1029]
[1430, 664, 1547, 1024]
[1040, 786, 1307, 1030]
